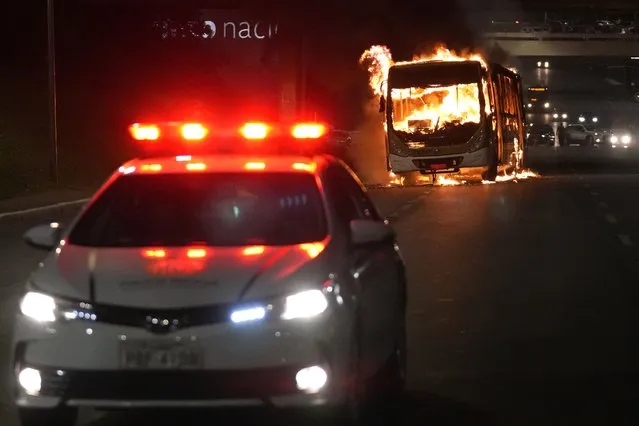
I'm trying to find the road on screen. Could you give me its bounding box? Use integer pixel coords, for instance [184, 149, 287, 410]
[2, 150, 639, 425]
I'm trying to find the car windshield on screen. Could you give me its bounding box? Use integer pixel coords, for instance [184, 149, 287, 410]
[67, 172, 327, 247]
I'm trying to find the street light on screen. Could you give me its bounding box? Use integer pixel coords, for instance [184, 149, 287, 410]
[47, 0, 59, 184]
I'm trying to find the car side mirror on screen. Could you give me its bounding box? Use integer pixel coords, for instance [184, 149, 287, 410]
[23, 223, 62, 251]
[379, 95, 386, 113]
[350, 219, 395, 246]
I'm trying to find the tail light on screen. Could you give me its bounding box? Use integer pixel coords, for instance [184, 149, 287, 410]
[292, 123, 327, 139]
[240, 122, 270, 140]
[129, 124, 160, 141]
[180, 123, 208, 141]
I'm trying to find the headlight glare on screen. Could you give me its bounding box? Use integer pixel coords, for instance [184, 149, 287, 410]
[20, 292, 56, 322]
[621, 135, 631, 144]
[282, 289, 328, 320]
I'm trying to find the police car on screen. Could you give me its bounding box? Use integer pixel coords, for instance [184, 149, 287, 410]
[13, 120, 407, 425]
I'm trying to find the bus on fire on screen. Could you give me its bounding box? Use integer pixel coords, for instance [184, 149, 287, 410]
[378, 59, 526, 182]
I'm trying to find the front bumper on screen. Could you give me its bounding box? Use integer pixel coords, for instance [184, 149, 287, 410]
[12, 313, 353, 409]
[389, 147, 489, 173]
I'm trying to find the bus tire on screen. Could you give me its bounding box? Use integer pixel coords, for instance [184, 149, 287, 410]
[482, 148, 498, 181]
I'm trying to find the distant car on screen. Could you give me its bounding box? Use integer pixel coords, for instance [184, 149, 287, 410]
[12, 123, 408, 426]
[608, 128, 634, 148]
[565, 124, 596, 146]
[526, 124, 555, 146]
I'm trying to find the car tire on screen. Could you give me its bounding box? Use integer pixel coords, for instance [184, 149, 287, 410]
[382, 317, 407, 396]
[367, 305, 407, 423]
[18, 407, 78, 426]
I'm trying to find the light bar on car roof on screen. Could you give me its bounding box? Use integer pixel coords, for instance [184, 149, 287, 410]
[128, 121, 327, 143]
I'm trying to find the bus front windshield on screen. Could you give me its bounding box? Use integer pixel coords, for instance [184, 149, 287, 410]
[390, 82, 482, 141]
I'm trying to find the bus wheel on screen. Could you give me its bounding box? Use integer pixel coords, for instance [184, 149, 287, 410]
[482, 148, 498, 181]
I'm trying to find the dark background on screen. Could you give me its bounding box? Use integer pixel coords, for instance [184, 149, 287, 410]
[0, 0, 477, 199]
[0, 0, 627, 199]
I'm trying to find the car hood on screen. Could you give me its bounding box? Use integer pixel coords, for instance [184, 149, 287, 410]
[30, 242, 330, 308]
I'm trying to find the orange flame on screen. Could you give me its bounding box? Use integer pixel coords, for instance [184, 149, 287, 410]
[359, 44, 489, 137]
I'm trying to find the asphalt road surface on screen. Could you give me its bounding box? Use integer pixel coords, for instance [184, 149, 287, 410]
[2, 149, 639, 425]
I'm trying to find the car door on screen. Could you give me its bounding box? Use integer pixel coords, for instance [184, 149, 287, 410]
[346, 172, 402, 364]
[324, 164, 399, 373]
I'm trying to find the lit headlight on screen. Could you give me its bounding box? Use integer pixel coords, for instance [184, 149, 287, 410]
[20, 292, 56, 322]
[621, 135, 631, 144]
[230, 306, 267, 324]
[282, 289, 328, 320]
[610, 135, 618, 143]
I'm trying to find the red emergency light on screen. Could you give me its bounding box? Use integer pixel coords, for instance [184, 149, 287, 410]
[292, 123, 327, 139]
[180, 123, 208, 141]
[239, 122, 271, 140]
[127, 120, 330, 158]
[128, 121, 327, 143]
[129, 124, 160, 141]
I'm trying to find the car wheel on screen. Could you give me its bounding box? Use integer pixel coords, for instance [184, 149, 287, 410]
[19, 407, 78, 426]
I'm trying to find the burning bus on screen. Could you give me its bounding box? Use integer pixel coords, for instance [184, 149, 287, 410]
[360, 45, 526, 182]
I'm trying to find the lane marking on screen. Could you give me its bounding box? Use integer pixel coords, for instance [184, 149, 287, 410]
[605, 214, 618, 224]
[0, 198, 90, 219]
[618, 234, 634, 247]
[598, 202, 609, 209]
[590, 191, 599, 196]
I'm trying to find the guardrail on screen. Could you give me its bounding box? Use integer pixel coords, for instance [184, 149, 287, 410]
[483, 31, 639, 41]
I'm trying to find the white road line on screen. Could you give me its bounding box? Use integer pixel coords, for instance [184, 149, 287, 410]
[605, 214, 618, 224]
[590, 191, 599, 196]
[0, 198, 90, 219]
[598, 202, 609, 209]
[618, 234, 634, 247]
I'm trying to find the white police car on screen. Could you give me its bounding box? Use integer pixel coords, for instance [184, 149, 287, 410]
[13, 121, 407, 425]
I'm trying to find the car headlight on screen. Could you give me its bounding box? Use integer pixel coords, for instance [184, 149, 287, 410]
[610, 135, 618, 143]
[282, 289, 328, 320]
[20, 292, 56, 322]
[622, 135, 631, 144]
[19, 290, 97, 323]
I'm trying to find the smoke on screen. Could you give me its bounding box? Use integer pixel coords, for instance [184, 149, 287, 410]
[350, 98, 390, 186]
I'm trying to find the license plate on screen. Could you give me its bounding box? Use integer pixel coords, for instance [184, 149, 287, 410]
[120, 340, 203, 369]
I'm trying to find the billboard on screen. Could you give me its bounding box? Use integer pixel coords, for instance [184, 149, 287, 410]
[152, 9, 286, 121]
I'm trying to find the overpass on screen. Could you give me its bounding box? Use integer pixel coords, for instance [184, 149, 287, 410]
[483, 32, 639, 57]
